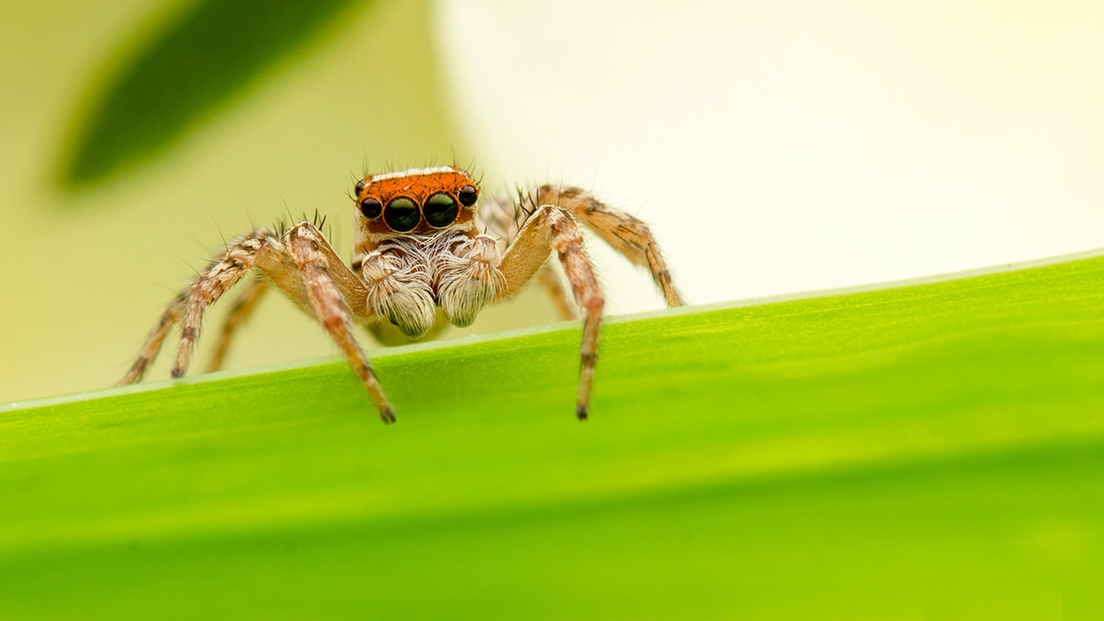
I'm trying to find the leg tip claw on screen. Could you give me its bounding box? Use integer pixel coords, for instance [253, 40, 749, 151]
[575, 404, 589, 421]
[379, 407, 397, 425]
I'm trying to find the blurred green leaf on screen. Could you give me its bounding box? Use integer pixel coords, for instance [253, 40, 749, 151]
[2, 253, 1104, 618]
[57, 0, 377, 189]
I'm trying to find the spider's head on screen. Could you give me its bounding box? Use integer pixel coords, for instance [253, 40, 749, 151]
[353, 166, 479, 239]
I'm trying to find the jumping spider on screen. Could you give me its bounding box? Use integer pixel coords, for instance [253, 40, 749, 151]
[121, 166, 684, 423]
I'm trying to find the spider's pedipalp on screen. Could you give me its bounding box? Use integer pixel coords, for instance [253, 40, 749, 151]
[435, 234, 506, 326]
[360, 247, 437, 338]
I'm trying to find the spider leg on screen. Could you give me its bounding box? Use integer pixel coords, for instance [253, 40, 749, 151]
[285, 222, 396, 423]
[535, 185, 685, 307]
[498, 205, 604, 420]
[478, 192, 578, 320]
[171, 231, 275, 379]
[120, 231, 275, 385]
[204, 277, 271, 373]
[119, 292, 186, 385]
[538, 264, 578, 320]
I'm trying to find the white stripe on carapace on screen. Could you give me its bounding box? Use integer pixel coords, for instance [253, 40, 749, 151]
[369, 166, 460, 181]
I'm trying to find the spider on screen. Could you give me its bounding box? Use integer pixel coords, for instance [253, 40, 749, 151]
[120, 166, 684, 423]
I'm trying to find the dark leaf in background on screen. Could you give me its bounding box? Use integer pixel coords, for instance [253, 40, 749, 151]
[57, 0, 375, 190]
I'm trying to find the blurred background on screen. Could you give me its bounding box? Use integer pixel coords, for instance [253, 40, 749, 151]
[1, 0, 1102, 403]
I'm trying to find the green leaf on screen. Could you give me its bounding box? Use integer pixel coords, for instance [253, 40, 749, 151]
[56, 0, 376, 189]
[3, 253, 1104, 618]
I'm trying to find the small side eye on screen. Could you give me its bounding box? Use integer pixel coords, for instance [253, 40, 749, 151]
[354, 178, 368, 196]
[424, 192, 458, 227]
[384, 197, 419, 232]
[359, 197, 382, 219]
[458, 184, 479, 207]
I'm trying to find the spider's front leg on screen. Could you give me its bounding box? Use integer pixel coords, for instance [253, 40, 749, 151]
[497, 206, 605, 420]
[285, 222, 396, 423]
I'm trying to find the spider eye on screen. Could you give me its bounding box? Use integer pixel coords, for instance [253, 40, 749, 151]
[358, 197, 382, 219]
[384, 197, 419, 232]
[458, 184, 479, 207]
[354, 178, 368, 196]
[424, 192, 458, 228]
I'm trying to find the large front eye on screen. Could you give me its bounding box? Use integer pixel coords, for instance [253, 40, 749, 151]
[359, 197, 382, 219]
[424, 192, 458, 227]
[384, 197, 419, 232]
[458, 184, 479, 207]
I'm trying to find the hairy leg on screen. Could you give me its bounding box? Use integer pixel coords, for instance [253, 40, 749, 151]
[498, 205, 604, 420]
[119, 292, 186, 385]
[535, 185, 685, 307]
[539, 264, 577, 321]
[286, 222, 396, 423]
[204, 277, 270, 373]
[121, 230, 278, 385]
[171, 231, 274, 379]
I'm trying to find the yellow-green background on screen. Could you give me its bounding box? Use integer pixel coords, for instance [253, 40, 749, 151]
[4, 0, 1103, 404]
[3, 3, 1104, 616]
[0, 0, 556, 403]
